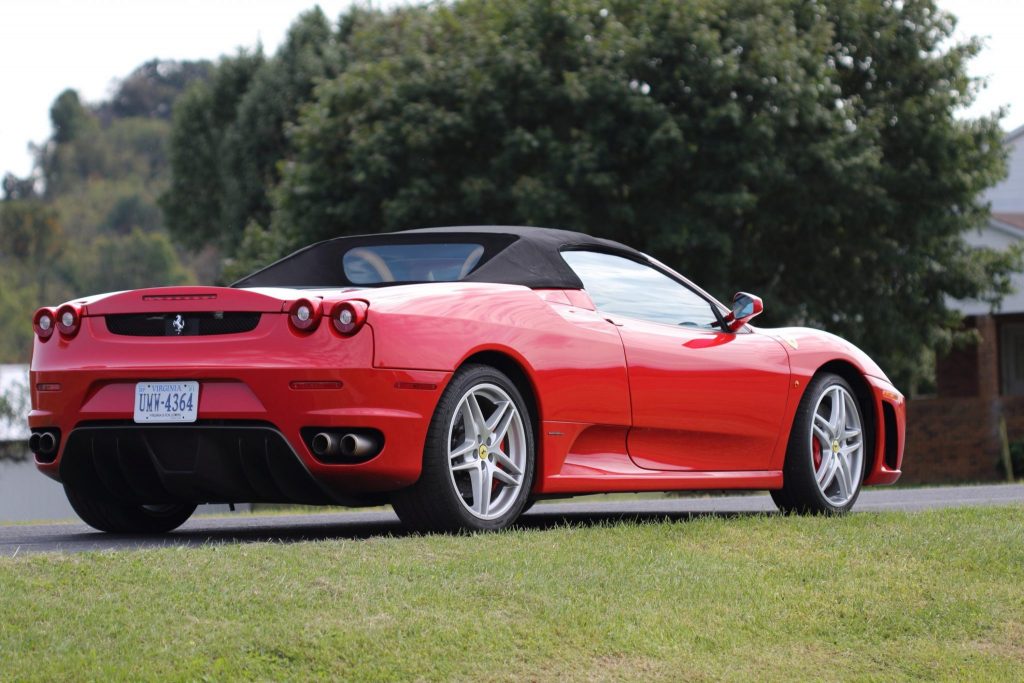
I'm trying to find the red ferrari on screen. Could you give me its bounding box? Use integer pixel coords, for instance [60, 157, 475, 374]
[28, 226, 904, 533]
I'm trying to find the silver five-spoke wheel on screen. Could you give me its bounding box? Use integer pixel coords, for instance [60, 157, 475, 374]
[391, 364, 535, 532]
[772, 372, 867, 514]
[810, 385, 864, 507]
[448, 383, 527, 520]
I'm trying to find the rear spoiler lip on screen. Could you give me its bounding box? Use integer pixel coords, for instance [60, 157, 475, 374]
[80, 286, 304, 316]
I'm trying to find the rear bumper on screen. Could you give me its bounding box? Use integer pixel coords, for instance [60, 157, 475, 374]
[30, 319, 449, 496]
[31, 367, 448, 495]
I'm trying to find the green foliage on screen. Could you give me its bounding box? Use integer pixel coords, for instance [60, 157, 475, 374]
[0, 201, 65, 362]
[161, 50, 266, 250]
[42, 90, 102, 194]
[103, 195, 163, 235]
[220, 8, 339, 240]
[104, 59, 213, 120]
[0, 269, 38, 364]
[0, 200, 62, 262]
[62, 228, 191, 295]
[0, 59, 210, 362]
[162, 9, 341, 252]
[221, 221, 292, 283]
[166, 1, 1024, 389]
[49, 89, 92, 144]
[271, 0, 1014, 390]
[42, 115, 174, 199]
[1, 174, 35, 201]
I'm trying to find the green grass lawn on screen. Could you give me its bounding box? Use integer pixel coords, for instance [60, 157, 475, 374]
[1, 506, 1022, 682]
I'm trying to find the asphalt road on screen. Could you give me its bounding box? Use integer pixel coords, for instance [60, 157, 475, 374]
[2, 483, 1022, 557]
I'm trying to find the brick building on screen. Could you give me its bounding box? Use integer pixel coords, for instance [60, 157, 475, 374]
[905, 124, 1024, 483]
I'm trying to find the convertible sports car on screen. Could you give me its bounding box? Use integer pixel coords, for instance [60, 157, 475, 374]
[28, 226, 904, 533]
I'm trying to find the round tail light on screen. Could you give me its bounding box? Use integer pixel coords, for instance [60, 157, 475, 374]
[289, 299, 321, 332]
[33, 308, 56, 341]
[55, 304, 81, 338]
[332, 301, 368, 336]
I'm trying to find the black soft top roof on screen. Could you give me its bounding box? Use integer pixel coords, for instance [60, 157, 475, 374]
[232, 225, 646, 289]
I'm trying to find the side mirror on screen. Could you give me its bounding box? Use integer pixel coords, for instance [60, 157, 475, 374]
[723, 292, 763, 332]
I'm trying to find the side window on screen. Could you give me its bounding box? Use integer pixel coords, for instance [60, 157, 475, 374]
[561, 250, 720, 328]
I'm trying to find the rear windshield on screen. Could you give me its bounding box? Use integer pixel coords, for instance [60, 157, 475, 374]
[342, 243, 485, 284]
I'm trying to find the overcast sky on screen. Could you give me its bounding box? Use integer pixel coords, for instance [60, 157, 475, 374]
[1, 0, 1022, 179]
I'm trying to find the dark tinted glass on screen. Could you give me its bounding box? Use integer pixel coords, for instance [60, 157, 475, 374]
[562, 251, 718, 328]
[342, 243, 485, 284]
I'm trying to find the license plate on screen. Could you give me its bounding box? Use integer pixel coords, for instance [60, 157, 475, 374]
[134, 381, 199, 423]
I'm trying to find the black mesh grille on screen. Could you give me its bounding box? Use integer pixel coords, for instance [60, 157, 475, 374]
[105, 312, 262, 336]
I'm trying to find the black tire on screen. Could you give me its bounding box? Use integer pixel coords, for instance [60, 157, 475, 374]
[64, 484, 196, 534]
[771, 372, 866, 515]
[391, 364, 536, 533]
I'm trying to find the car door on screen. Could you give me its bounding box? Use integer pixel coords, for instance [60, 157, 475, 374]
[562, 250, 792, 472]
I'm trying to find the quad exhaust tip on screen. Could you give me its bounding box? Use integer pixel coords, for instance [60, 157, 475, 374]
[28, 429, 60, 461]
[39, 432, 57, 455]
[340, 433, 378, 458]
[310, 431, 381, 460]
[311, 432, 339, 457]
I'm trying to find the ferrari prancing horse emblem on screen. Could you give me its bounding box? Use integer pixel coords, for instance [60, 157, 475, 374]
[172, 315, 185, 335]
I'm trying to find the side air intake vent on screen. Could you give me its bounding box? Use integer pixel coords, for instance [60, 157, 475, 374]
[105, 312, 261, 337]
[882, 402, 899, 470]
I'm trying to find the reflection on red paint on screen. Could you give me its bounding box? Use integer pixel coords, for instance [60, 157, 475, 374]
[682, 334, 733, 349]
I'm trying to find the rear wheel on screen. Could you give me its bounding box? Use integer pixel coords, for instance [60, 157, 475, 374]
[392, 364, 535, 532]
[64, 484, 196, 534]
[771, 373, 866, 514]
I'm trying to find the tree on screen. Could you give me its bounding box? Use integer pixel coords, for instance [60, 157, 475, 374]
[0, 58, 210, 363]
[104, 59, 213, 121]
[255, 0, 1014, 390]
[0, 199, 64, 302]
[0, 268, 41, 364]
[2, 173, 36, 201]
[220, 8, 339, 238]
[41, 89, 104, 195]
[162, 8, 342, 252]
[62, 228, 192, 296]
[49, 89, 92, 144]
[160, 49, 265, 250]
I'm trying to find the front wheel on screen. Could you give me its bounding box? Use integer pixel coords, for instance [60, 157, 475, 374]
[391, 364, 535, 532]
[65, 484, 196, 534]
[771, 373, 866, 514]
